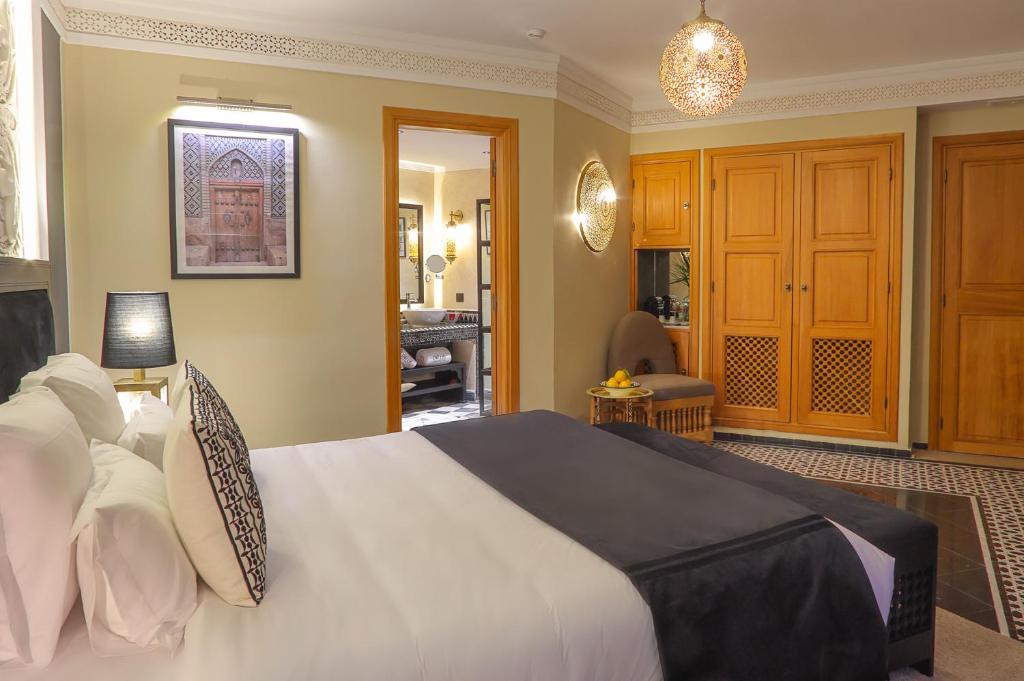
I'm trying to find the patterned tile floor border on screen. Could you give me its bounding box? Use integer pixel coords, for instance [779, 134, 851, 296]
[716, 442, 1024, 642]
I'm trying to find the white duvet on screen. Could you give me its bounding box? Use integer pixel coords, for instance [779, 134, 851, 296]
[10, 432, 663, 681]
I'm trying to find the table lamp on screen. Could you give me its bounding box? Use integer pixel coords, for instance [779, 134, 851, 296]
[101, 291, 176, 405]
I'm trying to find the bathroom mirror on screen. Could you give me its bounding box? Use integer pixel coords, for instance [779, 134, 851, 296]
[425, 254, 447, 275]
[398, 203, 424, 303]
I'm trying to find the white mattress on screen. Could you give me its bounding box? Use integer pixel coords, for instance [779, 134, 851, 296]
[8, 432, 663, 681]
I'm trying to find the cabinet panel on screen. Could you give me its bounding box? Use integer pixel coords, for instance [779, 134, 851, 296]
[706, 137, 901, 441]
[633, 160, 694, 247]
[794, 144, 892, 432]
[710, 153, 795, 424]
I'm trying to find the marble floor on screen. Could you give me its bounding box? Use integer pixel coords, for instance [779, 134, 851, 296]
[718, 441, 1024, 641]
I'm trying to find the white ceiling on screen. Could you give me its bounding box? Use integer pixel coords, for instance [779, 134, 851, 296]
[400, 129, 491, 172]
[75, 0, 1024, 103]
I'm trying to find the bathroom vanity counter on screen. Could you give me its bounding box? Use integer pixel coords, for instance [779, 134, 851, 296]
[400, 323, 478, 347]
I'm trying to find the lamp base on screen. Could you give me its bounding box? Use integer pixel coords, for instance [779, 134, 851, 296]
[133, 367, 147, 382]
[114, 375, 168, 401]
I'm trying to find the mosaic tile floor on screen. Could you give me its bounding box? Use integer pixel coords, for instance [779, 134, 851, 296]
[401, 392, 491, 430]
[717, 441, 1024, 642]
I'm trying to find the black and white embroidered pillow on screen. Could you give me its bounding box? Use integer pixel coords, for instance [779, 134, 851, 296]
[164, 365, 267, 607]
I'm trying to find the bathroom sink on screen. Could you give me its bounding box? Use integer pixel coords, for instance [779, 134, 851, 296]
[403, 309, 448, 326]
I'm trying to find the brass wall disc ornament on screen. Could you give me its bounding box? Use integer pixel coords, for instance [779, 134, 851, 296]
[575, 160, 616, 252]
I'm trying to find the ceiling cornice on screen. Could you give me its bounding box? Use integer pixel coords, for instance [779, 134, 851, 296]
[52, 2, 1024, 135]
[632, 52, 1024, 131]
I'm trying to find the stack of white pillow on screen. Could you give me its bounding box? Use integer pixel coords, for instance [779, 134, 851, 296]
[0, 354, 195, 669]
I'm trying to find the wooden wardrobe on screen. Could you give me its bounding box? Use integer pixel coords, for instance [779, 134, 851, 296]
[704, 136, 903, 441]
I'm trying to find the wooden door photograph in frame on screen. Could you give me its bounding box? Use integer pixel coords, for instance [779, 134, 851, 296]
[167, 119, 300, 279]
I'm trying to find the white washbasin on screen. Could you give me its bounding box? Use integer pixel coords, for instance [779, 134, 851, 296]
[403, 308, 448, 326]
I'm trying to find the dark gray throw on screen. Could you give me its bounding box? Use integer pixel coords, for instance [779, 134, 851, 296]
[417, 410, 888, 681]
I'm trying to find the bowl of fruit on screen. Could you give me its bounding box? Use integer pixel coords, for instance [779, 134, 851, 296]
[600, 369, 641, 397]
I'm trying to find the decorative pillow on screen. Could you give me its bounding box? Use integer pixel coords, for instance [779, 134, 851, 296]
[164, 366, 266, 607]
[116, 393, 174, 469]
[168, 361, 188, 412]
[415, 347, 452, 367]
[73, 441, 197, 655]
[0, 387, 93, 668]
[18, 353, 125, 443]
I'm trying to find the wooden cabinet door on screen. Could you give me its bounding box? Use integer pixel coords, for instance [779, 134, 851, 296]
[938, 140, 1024, 457]
[632, 160, 694, 247]
[710, 153, 795, 424]
[794, 145, 893, 434]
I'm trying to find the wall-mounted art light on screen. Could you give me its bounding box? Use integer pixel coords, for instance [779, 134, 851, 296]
[445, 210, 463, 264]
[175, 96, 293, 112]
[574, 161, 616, 252]
[660, 0, 747, 118]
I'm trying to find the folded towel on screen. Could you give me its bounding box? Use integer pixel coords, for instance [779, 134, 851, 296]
[415, 347, 451, 367]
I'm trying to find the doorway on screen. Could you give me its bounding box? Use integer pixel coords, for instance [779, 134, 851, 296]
[383, 108, 519, 432]
[930, 130, 1024, 458]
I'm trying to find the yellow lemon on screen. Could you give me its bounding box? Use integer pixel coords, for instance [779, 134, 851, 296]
[614, 370, 628, 383]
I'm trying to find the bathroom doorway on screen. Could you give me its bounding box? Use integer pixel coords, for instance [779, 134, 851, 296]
[383, 108, 519, 432]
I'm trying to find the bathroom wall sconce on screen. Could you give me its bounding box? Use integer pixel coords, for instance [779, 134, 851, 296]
[176, 96, 293, 112]
[407, 220, 419, 266]
[445, 210, 463, 264]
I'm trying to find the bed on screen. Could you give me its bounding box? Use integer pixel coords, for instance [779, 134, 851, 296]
[0, 289, 936, 680]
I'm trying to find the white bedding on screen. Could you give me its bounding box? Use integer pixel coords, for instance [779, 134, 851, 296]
[10, 430, 895, 681]
[9, 432, 663, 681]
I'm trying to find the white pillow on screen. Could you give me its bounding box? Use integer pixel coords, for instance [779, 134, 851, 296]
[19, 353, 126, 444]
[0, 387, 93, 668]
[164, 367, 267, 607]
[73, 441, 197, 656]
[116, 394, 174, 469]
[168, 361, 188, 412]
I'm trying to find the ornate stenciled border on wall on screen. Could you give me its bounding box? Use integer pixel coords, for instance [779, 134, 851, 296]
[633, 62, 1024, 130]
[55, 3, 1024, 134]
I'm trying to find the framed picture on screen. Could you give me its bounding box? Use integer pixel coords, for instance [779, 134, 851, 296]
[167, 119, 300, 279]
[398, 217, 407, 258]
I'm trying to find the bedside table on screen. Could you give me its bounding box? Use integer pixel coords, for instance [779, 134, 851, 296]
[587, 386, 654, 427]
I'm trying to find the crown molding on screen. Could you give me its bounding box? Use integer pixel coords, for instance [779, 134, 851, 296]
[632, 52, 1024, 131]
[49, 2, 1024, 134]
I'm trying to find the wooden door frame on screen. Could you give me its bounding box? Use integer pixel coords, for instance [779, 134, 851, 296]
[383, 107, 520, 433]
[628, 149, 701, 376]
[928, 129, 1024, 448]
[701, 133, 904, 441]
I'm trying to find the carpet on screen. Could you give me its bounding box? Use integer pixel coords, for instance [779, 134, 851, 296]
[893, 608, 1024, 680]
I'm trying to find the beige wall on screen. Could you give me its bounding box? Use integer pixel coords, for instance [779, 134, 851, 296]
[439, 168, 488, 310]
[63, 45, 559, 448]
[632, 108, 919, 447]
[909, 103, 1024, 443]
[552, 100, 632, 420]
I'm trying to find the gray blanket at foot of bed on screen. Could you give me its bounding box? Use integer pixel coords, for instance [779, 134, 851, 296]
[417, 410, 888, 681]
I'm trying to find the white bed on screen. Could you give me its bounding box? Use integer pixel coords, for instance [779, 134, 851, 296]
[10, 432, 664, 681]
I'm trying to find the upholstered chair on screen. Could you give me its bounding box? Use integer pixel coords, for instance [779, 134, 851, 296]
[607, 311, 714, 442]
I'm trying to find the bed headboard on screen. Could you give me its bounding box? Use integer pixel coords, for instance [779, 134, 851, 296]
[0, 289, 55, 403]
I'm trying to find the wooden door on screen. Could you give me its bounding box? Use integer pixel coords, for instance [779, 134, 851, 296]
[794, 145, 893, 434]
[632, 159, 695, 247]
[211, 186, 263, 263]
[937, 137, 1024, 457]
[710, 153, 795, 424]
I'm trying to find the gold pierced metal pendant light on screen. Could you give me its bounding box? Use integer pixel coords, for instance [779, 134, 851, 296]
[660, 0, 747, 118]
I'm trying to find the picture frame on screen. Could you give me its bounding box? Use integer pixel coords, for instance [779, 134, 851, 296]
[167, 119, 301, 279]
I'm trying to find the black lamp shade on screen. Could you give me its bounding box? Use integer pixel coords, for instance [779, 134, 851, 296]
[101, 292, 177, 369]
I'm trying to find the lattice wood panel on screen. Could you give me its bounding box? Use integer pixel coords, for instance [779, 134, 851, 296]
[724, 335, 779, 408]
[811, 338, 873, 415]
